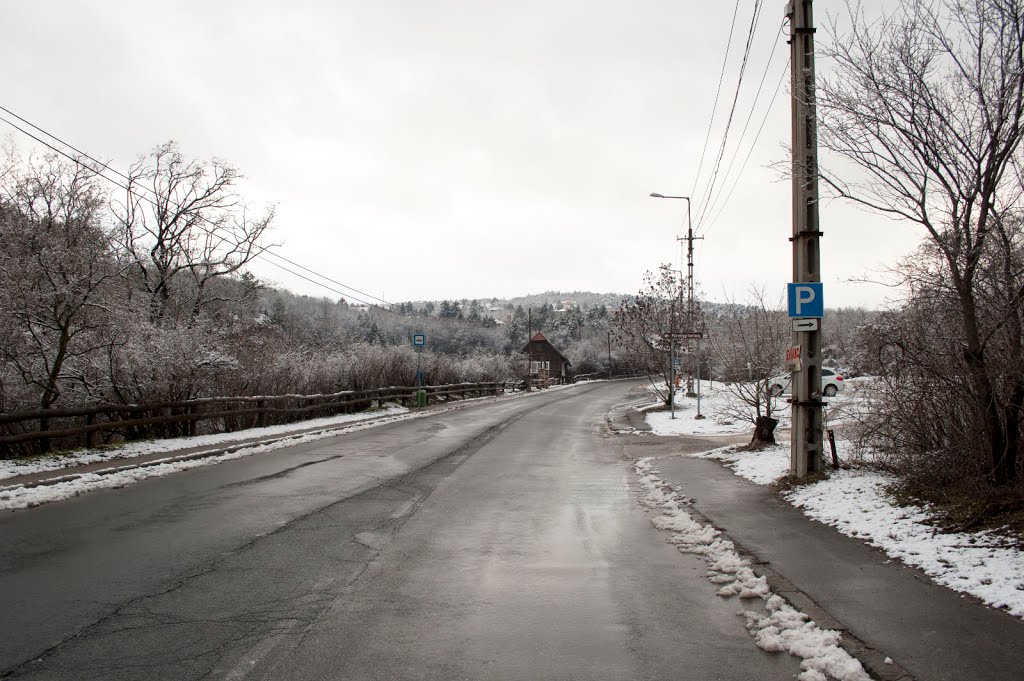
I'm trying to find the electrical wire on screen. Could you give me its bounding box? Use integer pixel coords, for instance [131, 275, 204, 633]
[701, 57, 790, 234]
[697, 19, 786, 233]
[692, 0, 765, 230]
[0, 104, 397, 312]
[689, 0, 743, 202]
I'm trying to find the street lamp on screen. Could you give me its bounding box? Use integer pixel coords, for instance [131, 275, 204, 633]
[650, 192, 703, 420]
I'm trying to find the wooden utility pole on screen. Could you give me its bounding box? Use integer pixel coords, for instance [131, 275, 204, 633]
[788, 0, 824, 476]
[607, 331, 613, 378]
[526, 309, 533, 392]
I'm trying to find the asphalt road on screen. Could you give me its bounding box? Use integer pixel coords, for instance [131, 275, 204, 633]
[0, 381, 800, 680]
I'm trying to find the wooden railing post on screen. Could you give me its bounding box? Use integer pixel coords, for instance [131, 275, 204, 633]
[86, 413, 97, 449]
[38, 412, 51, 454]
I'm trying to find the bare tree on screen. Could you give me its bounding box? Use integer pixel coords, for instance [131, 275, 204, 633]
[115, 141, 275, 325]
[709, 288, 789, 447]
[614, 267, 684, 405]
[0, 151, 120, 419]
[817, 0, 1024, 485]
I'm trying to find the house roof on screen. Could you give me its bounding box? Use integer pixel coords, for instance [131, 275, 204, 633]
[520, 332, 571, 365]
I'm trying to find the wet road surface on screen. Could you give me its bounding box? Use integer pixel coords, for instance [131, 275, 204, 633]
[0, 381, 799, 680]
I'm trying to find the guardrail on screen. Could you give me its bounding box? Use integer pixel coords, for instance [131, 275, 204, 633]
[0, 381, 523, 457]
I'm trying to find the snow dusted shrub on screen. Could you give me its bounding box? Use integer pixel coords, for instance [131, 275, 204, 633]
[568, 336, 612, 376]
[817, 0, 1024, 492]
[853, 285, 1021, 494]
[455, 350, 518, 383]
[108, 324, 240, 404]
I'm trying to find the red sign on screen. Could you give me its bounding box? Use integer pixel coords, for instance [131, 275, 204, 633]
[786, 345, 802, 371]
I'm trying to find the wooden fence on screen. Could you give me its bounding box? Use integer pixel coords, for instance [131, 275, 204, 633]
[0, 381, 521, 457]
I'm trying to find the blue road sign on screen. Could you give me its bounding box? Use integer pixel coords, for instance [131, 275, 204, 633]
[412, 333, 426, 347]
[787, 282, 823, 318]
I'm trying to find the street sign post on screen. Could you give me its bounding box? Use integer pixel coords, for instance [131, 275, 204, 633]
[787, 282, 823, 318]
[412, 333, 427, 407]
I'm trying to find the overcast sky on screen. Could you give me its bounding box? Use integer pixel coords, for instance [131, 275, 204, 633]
[1, 0, 917, 309]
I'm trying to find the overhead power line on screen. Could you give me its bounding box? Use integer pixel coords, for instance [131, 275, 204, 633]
[689, 0, 743, 202]
[701, 57, 790, 234]
[698, 19, 787, 234]
[0, 104, 396, 312]
[693, 0, 766, 231]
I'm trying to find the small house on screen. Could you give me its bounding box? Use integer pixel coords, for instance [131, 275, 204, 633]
[521, 332, 572, 386]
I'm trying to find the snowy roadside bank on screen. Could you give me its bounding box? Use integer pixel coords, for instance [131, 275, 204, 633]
[635, 457, 871, 681]
[638, 377, 1024, 619]
[0, 406, 410, 483]
[642, 377, 878, 438]
[0, 384, 583, 511]
[700, 445, 1024, 620]
[0, 407, 421, 511]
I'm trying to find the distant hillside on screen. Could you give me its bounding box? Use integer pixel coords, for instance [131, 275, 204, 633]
[406, 291, 629, 312]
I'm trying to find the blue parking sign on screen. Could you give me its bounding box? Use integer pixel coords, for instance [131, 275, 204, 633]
[787, 283, 823, 318]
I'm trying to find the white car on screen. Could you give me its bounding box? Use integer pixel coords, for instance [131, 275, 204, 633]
[768, 368, 844, 397]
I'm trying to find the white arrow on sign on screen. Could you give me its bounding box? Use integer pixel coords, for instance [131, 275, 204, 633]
[792, 318, 819, 332]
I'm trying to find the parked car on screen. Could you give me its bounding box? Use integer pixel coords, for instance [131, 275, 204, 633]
[768, 368, 844, 397]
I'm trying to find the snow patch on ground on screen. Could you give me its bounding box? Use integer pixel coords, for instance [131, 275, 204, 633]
[644, 380, 789, 436]
[644, 378, 875, 438]
[635, 457, 869, 681]
[0, 408, 420, 511]
[786, 469, 1024, 618]
[699, 444, 1024, 619]
[0, 385, 576, 511]
[0, 406, 411, 482]
[698, 444, 792, 485]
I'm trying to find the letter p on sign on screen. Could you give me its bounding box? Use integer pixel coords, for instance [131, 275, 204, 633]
[787, 282, 823, 318]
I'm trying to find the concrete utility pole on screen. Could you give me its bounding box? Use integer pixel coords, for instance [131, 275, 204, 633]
[679, 226, 702, 398]
[650, 193, 702, 404]
[788, 0, 824, 476]
[669, 321, 676, 420]
[526, 309, 533, 392]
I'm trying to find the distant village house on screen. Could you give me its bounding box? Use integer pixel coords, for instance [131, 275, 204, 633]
[521, 332, 572, 386]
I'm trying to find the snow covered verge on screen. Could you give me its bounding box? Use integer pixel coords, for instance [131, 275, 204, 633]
[0, 384, 584, 511]
[0, 406, 412, 483]
[643, 377, 878, 438]
[0, 407, 420, 511]
[635, 457, 870, 681]
[643, 379, 789, 437]
[701, 445, 1024, 619]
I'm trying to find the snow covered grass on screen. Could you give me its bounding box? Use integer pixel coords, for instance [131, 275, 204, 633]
[698, 443, 793, 485]
[643, 379, 795, 436]
[0, 384, 576, 511]
[787, 468, 1024, 618]
[644, 380, 764, 436]
[644, 377, 874, 438]
[700, 444, 1024, 619]
[0, 408, 421, 511]
[0, 406, 411, 482]
[635, 457, 870, 681]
